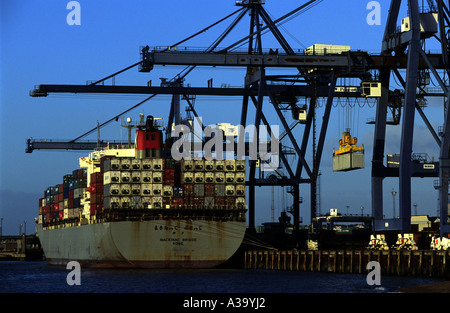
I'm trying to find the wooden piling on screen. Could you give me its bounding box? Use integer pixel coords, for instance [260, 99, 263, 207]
[244, 249, 450, 279]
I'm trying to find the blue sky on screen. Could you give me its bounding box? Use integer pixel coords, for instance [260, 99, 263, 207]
[0, 0, 445, 235]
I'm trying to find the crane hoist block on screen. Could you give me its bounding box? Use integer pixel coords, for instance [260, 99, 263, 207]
[332, 131, 364, 172]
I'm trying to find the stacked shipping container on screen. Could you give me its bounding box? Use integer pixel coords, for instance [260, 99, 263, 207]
[39, 156, 247, 224]
[38, 169, 87, 224]
[182, 159, 246, 210]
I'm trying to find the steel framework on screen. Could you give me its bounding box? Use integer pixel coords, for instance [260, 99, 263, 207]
[28, 0, 450, 239]
[372, 0, 450, 237]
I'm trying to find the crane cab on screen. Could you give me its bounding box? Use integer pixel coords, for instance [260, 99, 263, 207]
[361, 82, 381, 98]
[292, 105, 308, 124]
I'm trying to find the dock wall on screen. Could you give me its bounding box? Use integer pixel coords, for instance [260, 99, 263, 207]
[244, 250, 450, 279]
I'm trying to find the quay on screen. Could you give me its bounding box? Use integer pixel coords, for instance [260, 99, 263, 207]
[244, 249, 450, 279]
[0, 235, 44, 261]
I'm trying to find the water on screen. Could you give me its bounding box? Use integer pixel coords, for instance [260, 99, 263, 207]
[0, 261, 443, 294]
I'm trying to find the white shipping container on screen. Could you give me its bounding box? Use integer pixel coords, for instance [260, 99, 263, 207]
[121, 184, 131, 195]
[205, 160, 214, 171]
[152, 197, 163, 209]
[153, 158, 163, 171]
[142, 197, 152, 209]
[104, 171, 120, 184]
[153, 184, 163, 196]
[142, 159, 152, 170]
[163, 185, 173, 197]
[183, 160, 194, 171]
[236, 160, 245, 171]
[153, 172, 163, 184]
[236, 197, 246, 208]
[141, 184, 153, 196]
[131, 159, 141, 170]
[121, 171, 131, 183]
[215, 160, 224, 171]
[120, 158, 131, 170]
[131, 184, 141, 195]
[226, 172, 235, 183]
[215, 172, 225, 183]
[225, 160, 235, 171]
[304, 44, 350, 55]
[131, 171, 141, 183]
[205, 172, 214, 183]
[332, 152, 364, 172]
[226, 185, 235, 196]
[141, 171, 152, 183]
[104, 184, 120, 196]
[104, 196, 120, 209]
[121, 197, 131, 209]
[236, 172, 245, 184]
[183, 172, 194, 183]
[194, 160, 204, 171]
[194, 172, 204, 183]
[236, 185, 245, 197]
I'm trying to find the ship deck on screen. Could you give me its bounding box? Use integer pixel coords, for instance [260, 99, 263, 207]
[40, 207, 247, 230]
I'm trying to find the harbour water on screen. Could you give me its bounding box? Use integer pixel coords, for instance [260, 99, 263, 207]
[0, 261, 444, 293]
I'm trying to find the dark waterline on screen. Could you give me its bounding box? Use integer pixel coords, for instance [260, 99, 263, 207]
[0, 261, 444, 293]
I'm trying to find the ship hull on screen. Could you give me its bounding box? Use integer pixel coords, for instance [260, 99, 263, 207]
[36, 219, 246, 269]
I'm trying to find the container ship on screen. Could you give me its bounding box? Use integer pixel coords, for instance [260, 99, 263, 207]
[35, 115, 247, 268]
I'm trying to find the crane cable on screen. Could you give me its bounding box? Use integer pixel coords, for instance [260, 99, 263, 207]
[71, 8, 245, 142]
[225, 0, 323, 52]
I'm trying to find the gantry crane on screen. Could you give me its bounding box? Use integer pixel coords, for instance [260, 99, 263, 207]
[28, 0, 450, 239]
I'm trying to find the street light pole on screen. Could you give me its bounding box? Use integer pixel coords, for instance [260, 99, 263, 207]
[392, 189, 397, 218]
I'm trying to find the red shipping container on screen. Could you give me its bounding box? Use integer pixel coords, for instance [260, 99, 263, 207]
[90, 172, 103, 184]
[172, 198, 184, 208]
[91, 194, 103, 205]
[225, 197, 236, 206]
[204, 184, 215, 197]
[55, 203, 59, 211]
[90, 204, 98, 215]
[69, 199, 74, 209]
[59, 211, 64, 220]
[77, 169, 84, 178]
[193, 197, 204, 206]
[59, 184, 64, 192]
[184, 184, 194, 196]
[69, 190, 74, 199]
[164, 168, 175, 179]
[90, 183, 103, 194]
[164, 178, 175, 186]
[184, 196, 194, 206]
[215, 197, 226, 207]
